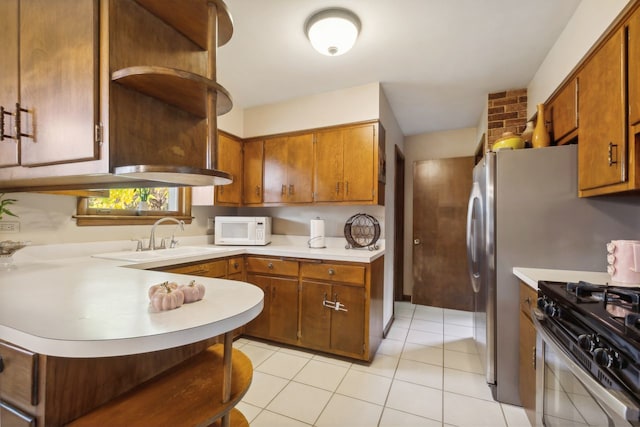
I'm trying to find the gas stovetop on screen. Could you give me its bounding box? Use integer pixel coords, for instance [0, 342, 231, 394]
[538, 280, 640, 398]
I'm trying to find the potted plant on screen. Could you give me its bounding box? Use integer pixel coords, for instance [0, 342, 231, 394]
[136, 188, 152, 211]
[0, 193, 18, 220]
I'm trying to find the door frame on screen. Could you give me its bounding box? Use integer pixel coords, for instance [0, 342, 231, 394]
[394, 145, 406, 301]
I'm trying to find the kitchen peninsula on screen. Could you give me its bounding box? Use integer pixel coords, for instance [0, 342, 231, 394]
[0, 237, 384, 426]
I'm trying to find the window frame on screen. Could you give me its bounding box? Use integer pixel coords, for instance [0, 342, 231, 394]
[74, 187, 193, 226]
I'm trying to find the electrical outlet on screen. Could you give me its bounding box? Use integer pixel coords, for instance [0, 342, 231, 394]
[0, 221, 20, 233]
[207, 217, 215, 230]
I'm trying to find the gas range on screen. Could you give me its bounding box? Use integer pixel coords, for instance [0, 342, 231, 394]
[537, 280, 640, 402]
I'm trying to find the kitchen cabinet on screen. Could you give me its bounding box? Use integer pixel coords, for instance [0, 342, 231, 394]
[300, 262, 366, 357]
[244, 257, 299, 344]
[227, 256, 244, 281]
[0, 0, 233, 191]
[630, 6, 640, 127]
[214, 133, 243, 206]
[577, 26, 626, 194]
[0, 0, 98, 169]
[0, 341, 38, 427]
[156, 258, 228, 278]
[263, 134, 314, 204]
[243, 139, 264, 205]
[544, 77, 578, 145]
[314, 122, 382, 204]
[518, 282, 537, 427]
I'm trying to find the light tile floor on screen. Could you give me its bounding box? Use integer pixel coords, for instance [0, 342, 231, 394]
[234, 301, 530, 427]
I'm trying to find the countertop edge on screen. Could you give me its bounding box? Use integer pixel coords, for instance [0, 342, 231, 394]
[513, 267, 612, 291]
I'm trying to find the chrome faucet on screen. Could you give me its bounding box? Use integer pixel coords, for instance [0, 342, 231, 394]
[147, 217, 185, 250]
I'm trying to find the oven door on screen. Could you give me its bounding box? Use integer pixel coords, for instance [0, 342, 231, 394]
[533, 314, 640, 427]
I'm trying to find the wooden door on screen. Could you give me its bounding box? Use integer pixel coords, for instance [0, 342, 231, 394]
[286, 134, 314, 203]
[629, 6, 640, 127]
[299, 280, 331, 348]
[263, 137, 288, 203]
[330, 283, 365, 356]
[412, 156, 474, 310]
[244, 274, 270, 338]
[578, 28, 626, 191]
[20, 0, 99, 166]
[215, 134, 242, 205]
[243, 139, 264, 204]
[314, 129, 344, 202]
[269, 277, 299, 342]
[343, 124, 374, 202]
[0, 0, 19, 168]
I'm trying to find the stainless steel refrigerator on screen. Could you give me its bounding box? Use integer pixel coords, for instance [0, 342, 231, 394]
[466, 144, 640, 405]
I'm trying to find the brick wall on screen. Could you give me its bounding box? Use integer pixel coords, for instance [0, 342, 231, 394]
[487, 89, 527, 149]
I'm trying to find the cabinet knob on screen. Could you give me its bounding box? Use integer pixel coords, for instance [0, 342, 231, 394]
[267, 262, 274, 269]
[328, 268, 335, 276]
[233, 262, 239, 269]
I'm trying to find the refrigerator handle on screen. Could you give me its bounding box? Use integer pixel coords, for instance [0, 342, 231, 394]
[466, 182, 482, 293]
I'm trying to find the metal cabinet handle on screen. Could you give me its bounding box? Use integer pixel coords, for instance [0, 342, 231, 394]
[255, 185, 261, 196]
[281, 184, 286, 195]
[0, 106, 16, 141]
[335, 182, 340, 194]
[267, 262, 274, 269]
[608, 142, 618, 166]
[289, 184, 294, 195]
[345, 181, 349, 195]
[328, 268, 335, 276]
[414, 239, 421, 245]
[15, 103, 33, 139]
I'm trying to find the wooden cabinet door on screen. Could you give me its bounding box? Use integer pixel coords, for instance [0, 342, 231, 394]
[0, 0, 19, 168]
[0, 403, 35, 427]
[243, 139, 264, 205]
[286, 133, 314, 203]
[244, 274, 270, 338]
[314, 129, 344, 202]
[215, 133, 243, 205]
[343, 124, 375, 202]
[299, 280, 331, 348]
[547, 78, 578, 143]
[578, 28, 626, 191]
[263, 137, 288, 203]
[518, 311, 537, 424]
[330, 284, 365, 356]
[629, 7, 640, 127]
[20, 0, 99, 166]
[269, 277, 299, 342]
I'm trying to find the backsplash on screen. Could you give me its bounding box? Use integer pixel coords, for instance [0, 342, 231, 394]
[487, 88, 528, 148]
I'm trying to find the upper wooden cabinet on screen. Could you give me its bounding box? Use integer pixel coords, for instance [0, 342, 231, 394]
[314, 123, 380, 203]
[243, 139, 264, 205]
[263, 133, 314, 204]
[0, 0, 99, 169]
[630, 6, 640, 127]
[215, 133, 243, 205]
[577, 26, 626, 194]
[545, 77, 578, 145]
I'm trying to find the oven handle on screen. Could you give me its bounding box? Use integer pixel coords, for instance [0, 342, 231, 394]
[532, 308, 640, 423]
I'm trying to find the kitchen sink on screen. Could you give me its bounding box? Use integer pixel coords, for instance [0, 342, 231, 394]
[92, 246, 230, 262]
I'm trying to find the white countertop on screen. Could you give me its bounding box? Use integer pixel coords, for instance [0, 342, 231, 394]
[0, 235, 384, 358]
[513, 267, 612, 290]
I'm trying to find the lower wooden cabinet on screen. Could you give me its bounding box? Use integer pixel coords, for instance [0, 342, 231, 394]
[519, 282, 537, 427]
[0, 341, 38, 427]
[242, 255, 383, 361]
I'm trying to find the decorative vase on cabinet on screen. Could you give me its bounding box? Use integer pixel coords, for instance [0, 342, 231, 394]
[532, 103, 550, 148]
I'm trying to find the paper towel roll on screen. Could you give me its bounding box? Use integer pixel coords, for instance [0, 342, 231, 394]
[309, 218, 326, 248]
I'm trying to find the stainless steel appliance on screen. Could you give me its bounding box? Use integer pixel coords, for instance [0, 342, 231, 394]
[534, 280, 640, 426]
[466, 144, 640, 405]
[214, 216, 271, 246]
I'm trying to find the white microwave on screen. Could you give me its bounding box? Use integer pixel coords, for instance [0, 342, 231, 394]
[214, 216, 272, 246]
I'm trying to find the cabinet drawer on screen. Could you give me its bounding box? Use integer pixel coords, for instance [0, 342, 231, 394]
[246, 257, 298, 276]
[227, 257, 244, 276]
[301, 263, 365, 285]
[164, 260, 227, 278]
[519, 282, 537, 321]
[0, 342, 38, 409]
[0, 402, 35, 427]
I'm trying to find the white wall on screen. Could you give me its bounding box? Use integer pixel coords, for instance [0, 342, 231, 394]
[379, 86, 405, 329]
[402, 127, 478, 296]
[527, 0, 632, 117]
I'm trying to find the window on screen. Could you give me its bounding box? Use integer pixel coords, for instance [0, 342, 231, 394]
[75, 187, 193, 226]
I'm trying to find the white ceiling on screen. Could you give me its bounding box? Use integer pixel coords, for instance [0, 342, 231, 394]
[217, 0, 582, 136]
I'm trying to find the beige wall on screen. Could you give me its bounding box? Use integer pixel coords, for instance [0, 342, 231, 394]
[402, 127, 478, 297]
[527, 0, 632, 117]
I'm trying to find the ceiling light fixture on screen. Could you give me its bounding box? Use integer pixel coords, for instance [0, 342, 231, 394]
[305, 8, 361, 56]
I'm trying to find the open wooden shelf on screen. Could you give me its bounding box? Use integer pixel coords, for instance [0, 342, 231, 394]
[68, 344, 252, 427]
[135, 0, 233, 49]
[113, 66, 233, 118]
